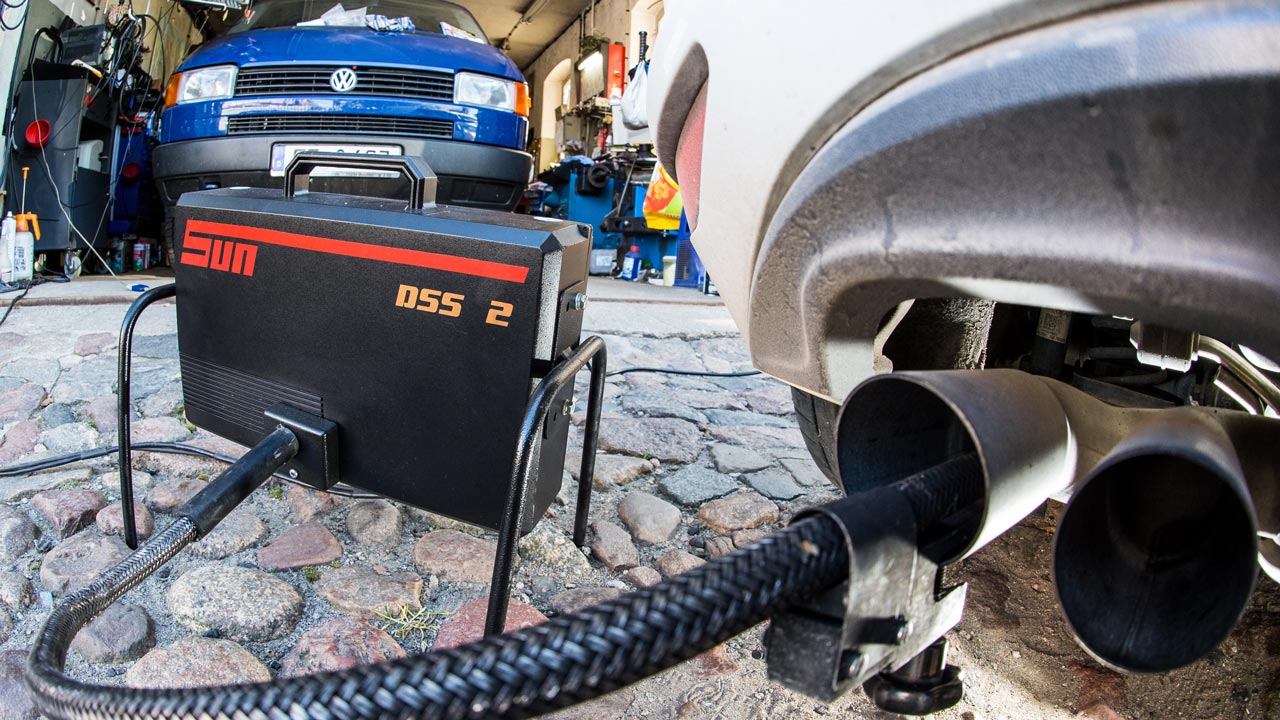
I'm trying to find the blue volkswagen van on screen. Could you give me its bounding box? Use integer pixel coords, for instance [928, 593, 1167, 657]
[153, 0, 531, 224]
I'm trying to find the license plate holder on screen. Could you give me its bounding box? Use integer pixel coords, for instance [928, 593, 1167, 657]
[269, 143, 403, 177]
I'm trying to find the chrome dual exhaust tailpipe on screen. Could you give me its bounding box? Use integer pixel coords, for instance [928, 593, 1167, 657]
[1054, 414, 1258, 672]
[837, 370, 1273, 673]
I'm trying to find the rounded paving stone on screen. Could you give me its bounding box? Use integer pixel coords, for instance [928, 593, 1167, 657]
[658, 465, 741, 507]
[548, 587, 622, 615]
[286, 483, 337, 522]
[704, 536, 737, 560]
[588, 520, 639, 571]
[414, 529, 498, 584]
[0, 420, 39, 465]
[597, 417, 702, 464]
[731, 529, 769, 548]
[655, 550, 706, 578]
[741, 384, 793, 415]
[73, 332, 115, 356]
[617, 491, 681, 544]
[433, 598, 546, 650]
[280, 616, 406, 678]
[131, 416, 191, 443]
[345, 499, 402, 549]
[70, 603, 155, 663]
[96, 501, 155, 540]
[741, 468, 805, 501]
[709, 443, 772, 474]
[189, 509, 267, 560]
[167, 564, 302, 642]
[624, 566, 662, 588]
[31, 489, 107, 538]
[41, 531, 130, 595]
[36, 422, 99, 454]
[571, 454, 654, 490]
[38, 403, 77, 429]
[0, 383, 44, 424]
[518, 524, 589, 575]
[83, 396, 118, 434]
[125, 636, 271, 688]
[97, 469, 156, 496]
[696, 491, 780, 534]
[0, 506, 36, 562]
[314, 565, 422, 619]
[0, 649, 36, 719]
[0, 571, 33, 610]
[147, 478, 206, 514]
[257, 522, 342, 570]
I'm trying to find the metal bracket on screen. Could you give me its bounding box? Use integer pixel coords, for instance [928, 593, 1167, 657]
[485, 335, 607, 636]
[764, 486, 966, 705]
[117, 283, 176, 549]
[264, 402, 339, 490]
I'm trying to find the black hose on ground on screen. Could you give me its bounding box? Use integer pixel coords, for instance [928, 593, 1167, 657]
[26, 453, 983, 720]
[29, 514, 849, 720]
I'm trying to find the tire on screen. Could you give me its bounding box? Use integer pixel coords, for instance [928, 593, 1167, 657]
[790, 387, 841, 484]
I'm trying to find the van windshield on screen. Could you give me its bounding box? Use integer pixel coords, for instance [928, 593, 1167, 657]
[227, 0, 489, 41]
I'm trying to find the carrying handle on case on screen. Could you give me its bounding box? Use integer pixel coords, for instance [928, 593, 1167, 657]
[284, 153, 437, 210]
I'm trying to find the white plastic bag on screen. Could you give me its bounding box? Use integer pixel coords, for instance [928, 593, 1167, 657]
[620, 62, 649, 130]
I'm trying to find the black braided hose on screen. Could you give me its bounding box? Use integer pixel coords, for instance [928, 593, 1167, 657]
[28, 513, 850, 720]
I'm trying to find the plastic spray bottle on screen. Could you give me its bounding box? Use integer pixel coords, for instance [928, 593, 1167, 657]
[620, 244, 643, 281]
[11, 213, 36, 284]
[0, 213, 14, 284]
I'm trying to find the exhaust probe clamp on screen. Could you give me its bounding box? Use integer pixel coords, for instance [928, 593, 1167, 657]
[766, 453, 982, 715]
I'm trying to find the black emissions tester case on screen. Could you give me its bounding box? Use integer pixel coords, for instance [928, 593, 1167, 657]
[172, 155, 590, 532]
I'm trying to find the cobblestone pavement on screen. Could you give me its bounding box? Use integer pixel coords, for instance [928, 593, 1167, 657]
[0, 284, 1276, 719]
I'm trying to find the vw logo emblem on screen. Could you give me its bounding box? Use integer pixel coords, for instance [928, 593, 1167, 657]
[329, 68, 358, 92]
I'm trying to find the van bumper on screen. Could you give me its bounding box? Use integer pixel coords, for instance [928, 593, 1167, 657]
[154, 135, 532, 211]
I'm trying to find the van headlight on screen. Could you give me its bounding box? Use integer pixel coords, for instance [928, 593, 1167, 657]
[454, 72, 524, 115]
[166, 65, 238, 108]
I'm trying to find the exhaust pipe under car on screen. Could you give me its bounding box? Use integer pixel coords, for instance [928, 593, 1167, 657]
[836, 370, 1271, 672]
[1053, 414, 1258, 672]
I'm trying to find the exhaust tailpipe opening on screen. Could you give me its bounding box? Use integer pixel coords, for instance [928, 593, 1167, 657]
[1053, 426, 1259, 673]
[837, 371, 1077, 565]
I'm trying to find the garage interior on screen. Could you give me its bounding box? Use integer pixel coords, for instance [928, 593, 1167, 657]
[0, 0, 668, 281]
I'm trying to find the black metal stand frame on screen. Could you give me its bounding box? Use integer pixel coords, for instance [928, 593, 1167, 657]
[115, 285, 607, 635]
[486, 335, 607, 636]
[117, 283, 176, 549]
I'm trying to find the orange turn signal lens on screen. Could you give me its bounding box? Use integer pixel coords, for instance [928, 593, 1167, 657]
[515, 82, 529, 117]
[164, 73, 182, 109]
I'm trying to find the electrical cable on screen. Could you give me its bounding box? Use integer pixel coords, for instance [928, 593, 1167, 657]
[0, 441, 378, 497]
[0, 274, 66, 329]
[0, 285, 30, 329]
[606, 366, 762, 378]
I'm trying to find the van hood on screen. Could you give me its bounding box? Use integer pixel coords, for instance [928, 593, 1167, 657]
[180, 27, 522, 81]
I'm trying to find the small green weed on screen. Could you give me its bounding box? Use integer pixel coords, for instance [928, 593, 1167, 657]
[376, 606, 450, 651]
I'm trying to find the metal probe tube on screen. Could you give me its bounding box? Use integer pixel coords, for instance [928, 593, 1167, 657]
[27, 453, 975, 720]
[29, 426, 299, 716]
[1198, 336, 1280, 413]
